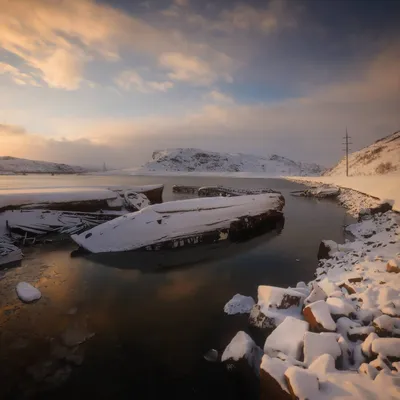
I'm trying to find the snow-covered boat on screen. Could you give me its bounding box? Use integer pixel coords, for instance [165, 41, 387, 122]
[290, 185, 340, 199]
[0, 184, 164, 212]
[71, 193, 285, 253]
[198, 186, 279, 197]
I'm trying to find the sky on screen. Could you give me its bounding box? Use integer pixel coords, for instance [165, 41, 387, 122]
[0, 0, 399, 169]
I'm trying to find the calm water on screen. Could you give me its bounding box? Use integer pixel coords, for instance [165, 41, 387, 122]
[0, 175, 354, 399]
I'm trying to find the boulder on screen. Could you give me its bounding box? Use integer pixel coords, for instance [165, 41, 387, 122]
[373, 315, 396, 337]
[361, 332, 379, 358]
[371, 338, 400, 362]
[303, 332, 341, 367]
[387, 259, 400, 274]
[326, 297, 356, 320]
[258, 286, 305, 310]
[260, 355, 292, 400]
[264, 317, 309, 360]
[224, 294, 255, 315]
[317, 240, 338, 260]
[304, 283, 327, 305]
[16, 282, 41, 303]
[347, 326, 375, 342]
[303, 300, 336, 332]
[284, 366, 320, 399]
[248, 305, 286, 330]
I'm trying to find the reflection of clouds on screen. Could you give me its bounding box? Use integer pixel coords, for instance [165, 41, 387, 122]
[157, 270, 209, 301]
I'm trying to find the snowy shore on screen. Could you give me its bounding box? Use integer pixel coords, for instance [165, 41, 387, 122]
[222, 183, 400, 399]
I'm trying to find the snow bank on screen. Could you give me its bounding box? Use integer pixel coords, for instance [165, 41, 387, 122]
[72, 193, 284, 253]
[286, 175, 400, 213]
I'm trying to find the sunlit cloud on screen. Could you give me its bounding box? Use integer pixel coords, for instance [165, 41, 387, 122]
[115, 69, 174, 93]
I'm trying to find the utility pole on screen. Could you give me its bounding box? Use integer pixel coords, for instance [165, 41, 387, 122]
[342, 128, 352, 177]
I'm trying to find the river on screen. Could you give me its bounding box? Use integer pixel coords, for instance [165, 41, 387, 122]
[0, 175, 353, 399]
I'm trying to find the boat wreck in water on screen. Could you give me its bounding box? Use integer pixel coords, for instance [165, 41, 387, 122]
[71, 193, 285, 254]
[172, 184, 278, 197]
[290, 185, 340, 199]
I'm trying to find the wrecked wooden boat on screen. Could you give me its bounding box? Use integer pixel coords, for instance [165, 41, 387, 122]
[290, 185, 340, 199]
[172, 185, 200, 194]
[0, 184, 163, 213]
[0, 237, 22, 267]
[198, 186, 278, 197]
[71, 193, 285, 254]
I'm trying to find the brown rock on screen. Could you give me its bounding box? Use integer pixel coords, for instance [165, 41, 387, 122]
[338, 283, 356, 295]
[260, 367, 292, 400]
[387, 260, 400, 274]
[348, 276, 363, 283]
[347, 326, 375, 342]
[303, 301, 336, 333]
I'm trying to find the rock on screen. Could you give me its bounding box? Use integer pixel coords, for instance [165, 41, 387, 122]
[317, 240, 338, 260]
[284, 366, 320, 399]
[373, 315, 396, 337]
[260, 355, 292, 400]
[326, 297, 356, 320]
[347, 326, 375, 342]
[361, 332, 379, 358]
[303, 332, 341, 366]
[16, 282, 41, 303]
[359, 363, 379, 380]
[264, 316, 309, 360]
[224, 294, 255, 315]
[258, 285, 305, 310]
[348, 276, 363, 283]
[371, 338, 400, 362]
[338, 282, 356, 295]
[204, 349, 218, 362]
[370, 201, 393, 216]
[303, 300, 336, 332]
[221, 331, 263, 375]
[304, 282, 327, 305]
[369, 355, 392, 371]
[387, 259, 400, 273]
[248, 304, 286, 330]
[308, 354, 337, 374]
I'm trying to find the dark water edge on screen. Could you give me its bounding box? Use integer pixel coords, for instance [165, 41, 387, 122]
[0, 176, 354, 399]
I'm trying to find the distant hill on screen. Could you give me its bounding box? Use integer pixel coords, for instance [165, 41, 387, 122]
[133, 148, 324, 176]
[324, 131, 400, 176]
[0, 156, 88, 174]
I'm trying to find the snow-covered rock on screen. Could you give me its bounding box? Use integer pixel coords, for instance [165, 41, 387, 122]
[303, 332, 341, 367]
[264, 316, 309, 360]
[115, 148, 324, 176]
[326, 297, 356, 319]
[224, 294, 255, 315]
[0, 156, 88, 174]
[303, 300, 336, 332]
[16, 282, 41, 302]
[72, 193, 284, 253]
[284, 366, 320, 399]
[258, 285, 305, 311]
[371, 338, 400, 359]
[304, 283, 327, 305]
[260, 355, 292, 399]
[221, 331, 263, 374]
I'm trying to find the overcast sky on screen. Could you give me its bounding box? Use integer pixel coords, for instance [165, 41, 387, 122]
[0, 0, 399, 168]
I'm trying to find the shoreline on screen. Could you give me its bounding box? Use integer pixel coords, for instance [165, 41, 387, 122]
[221, 186, 400, 398]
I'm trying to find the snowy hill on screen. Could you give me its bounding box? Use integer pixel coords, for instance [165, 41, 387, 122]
[134, 148, 324, 176]
[324, 130, 400, 176]
[0, 156, 88, 174]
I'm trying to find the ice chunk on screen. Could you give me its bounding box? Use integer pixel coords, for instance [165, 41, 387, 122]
[16, 282, 41, 302]
[264, 316, 309, 360]
[224, 294, 255, 315]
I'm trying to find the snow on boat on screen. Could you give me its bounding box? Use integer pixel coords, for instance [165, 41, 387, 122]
[71, 193, 285, 254]
[172, 185, 200, 194]
[0, 184, 164, 212]
[0, 237, 22, 267]
[198, 186, 279, 197]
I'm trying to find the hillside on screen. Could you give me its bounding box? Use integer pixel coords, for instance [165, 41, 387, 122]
[0, 156, 87, 174]
[324, 130, 400, 176]
[133, 148, 324, 176]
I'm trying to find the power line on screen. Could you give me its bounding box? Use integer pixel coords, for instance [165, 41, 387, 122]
[342, 128, 352, 177]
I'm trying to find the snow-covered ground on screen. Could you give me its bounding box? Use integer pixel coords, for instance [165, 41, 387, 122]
[286, 175, 400, 214]
[222, 185, 400, 398]
[0, 156, 88, 174]
[324, 131, 400, 176]
[101, 148, 324, 177]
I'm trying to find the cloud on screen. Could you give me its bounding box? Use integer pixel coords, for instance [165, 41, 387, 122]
[0, 123, 26, 136]
[0, 62, 40, 87]
[0, 0, 235, 91]
[174, 0, 189, 7]
[115, 69, 174, 93]
[206, 90, 234, 104]
[159, 52, 231, 86]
